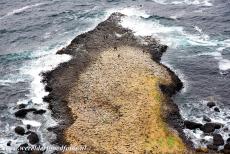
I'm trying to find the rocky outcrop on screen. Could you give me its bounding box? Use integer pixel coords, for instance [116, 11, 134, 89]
[42, 13, 189, 153]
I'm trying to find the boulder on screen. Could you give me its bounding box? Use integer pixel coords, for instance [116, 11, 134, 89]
[18, 104, 26, 109]
[26, 124, 31, 130]
[15, 126, 25, 135]
[201, 123, 222, 133]
[227, 138, 230, 144]
[7, 141, 11, 146]
[207, 144, 218, 151]
[224, 144, 230, 154]
[27, 132, 39, 145]
[14, 109, 37, 118]
[44, 85, 53, 92]
[214, 107, 220, 112]
[184, 120, 203, 130]
[203, 115, 211, 122]
[207, 102, 216, 108]
[33, 109, 46, 115]
[213, 134, 224, 146]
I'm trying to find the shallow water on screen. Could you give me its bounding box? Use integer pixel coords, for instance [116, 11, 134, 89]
[0, 0, 229, 153]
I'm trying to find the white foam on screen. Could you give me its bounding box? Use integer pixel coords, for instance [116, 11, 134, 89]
[120, 13, 219, 48]
[198, 51, 221, 57]
[1, 3, 44, 19]
[107, 7, 150, 18]
[120, 12, 230, 72]
[219, 59, 230, 71]
[21, 53, 71, 105]
[152, 0, 213, 6]
[22, 120, 41, 127]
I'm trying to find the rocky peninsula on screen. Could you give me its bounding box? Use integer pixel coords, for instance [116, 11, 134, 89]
[43, 13, 189, 153]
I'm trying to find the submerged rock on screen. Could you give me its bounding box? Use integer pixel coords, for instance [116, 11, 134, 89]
[214, 107, 220, 112]
[213, 134, 224, 146]
[207, 102, 216, 108]
[27, 132, 39, 145]
[203, 115, 211, 122]
[184, 120, 203, 130]
[15, 126, 25, 135]
[201, 123, 222, 133]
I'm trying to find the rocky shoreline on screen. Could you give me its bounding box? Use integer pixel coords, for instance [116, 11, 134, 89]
[42, 13, 190, 153]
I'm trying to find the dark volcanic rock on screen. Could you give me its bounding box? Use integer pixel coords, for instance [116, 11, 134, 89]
[201, 123, 222, 133]
[15, 108, 37, 118]
[33, 109, 46, 115]
[207, 144, 218, 151]
[214, 107, 220, 112]
[184, 120, 203, 130]
[26, 124, 31, 130]
[207, 102, 216, 108]
[227, 138, 230, 144]
[18, 104, 26, 109]
[203, 115, 211, 122]
[224, 144, 230, 154]
[15, 126, 25, 135]
[213, 134, 224, 146]
[27, 132, 39, 145]
[7, 141, 11, 146]
[44, 85, 53, 92]
[15, 108, 46, 118]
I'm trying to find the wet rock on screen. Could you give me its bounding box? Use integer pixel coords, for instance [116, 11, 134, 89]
[224, 127, 229, 132]
[227, 138, 230, 144]
[33, 109, 46, 115]
[201, 123, 222, 133]
[15, 126, 25, 135]
[26, 124, 31, 130]
[224, 144, 230, 154]
[28, 100, 33, 104]
[214, 107, 220, 112]
[7, 141, 11, 146]
[15, 108, 37, 118]
[43, 95, 53, 103]
[184, 120, 203, 130]
[27, 132, 39, 145]
[203, 115, 211, 122]
[25, 131, 33, 135]
[207, 144, 218, 151]
[213, 134, 224, 146]
[44, 85, 53, 92]
[18, 104, 26, 109]
[207, 102, 216, 108]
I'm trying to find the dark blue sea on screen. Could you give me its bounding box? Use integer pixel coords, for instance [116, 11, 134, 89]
[0, 0, 229, 153]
